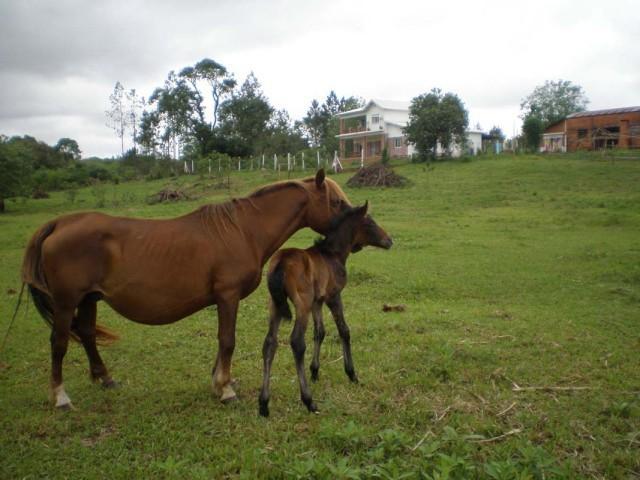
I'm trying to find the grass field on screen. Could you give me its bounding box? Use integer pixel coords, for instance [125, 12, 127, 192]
[1, 154, 639, 479]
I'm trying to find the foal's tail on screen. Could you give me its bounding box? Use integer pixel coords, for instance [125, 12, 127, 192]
[22, 220, 118, 345]
[267, 262, 292, 321]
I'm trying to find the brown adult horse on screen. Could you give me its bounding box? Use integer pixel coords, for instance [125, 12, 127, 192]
[21, 170, 351, 409]
[259, 202, 392, 417]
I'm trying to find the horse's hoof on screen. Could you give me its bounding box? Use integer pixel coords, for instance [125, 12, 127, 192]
[56, 402, 75, 411]
[310, 369, 319, 382]
[221, 395, 238, 405]
[259, 403, 270, 417]
[102, 379, 119, 389]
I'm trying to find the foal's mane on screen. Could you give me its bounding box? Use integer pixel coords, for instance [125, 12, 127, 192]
[314, 206, 361, 255]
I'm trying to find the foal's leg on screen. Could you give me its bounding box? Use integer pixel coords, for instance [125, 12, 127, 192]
[290, 301, 318, 413]
[212, 296, 239, 403]
[50, 306, 75, 409]
[258, 302, 282, 417]
[74, 297, 116, 388]
[309, 301, 325, 382]
[327, 294, 358, 383]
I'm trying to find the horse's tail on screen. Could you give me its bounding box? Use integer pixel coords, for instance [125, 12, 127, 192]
[267, 261, 292, 321]
[22, 221, 118, 345]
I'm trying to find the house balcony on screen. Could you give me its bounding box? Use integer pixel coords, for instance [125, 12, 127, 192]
[338, 115, 386, 137]
[337, 125, 387, 139]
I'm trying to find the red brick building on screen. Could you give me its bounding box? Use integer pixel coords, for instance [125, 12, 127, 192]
[541, 106, 640, 152]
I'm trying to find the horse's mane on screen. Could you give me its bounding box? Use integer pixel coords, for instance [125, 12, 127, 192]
[249, 179, 309, 198]
[193, 179, 311, 241]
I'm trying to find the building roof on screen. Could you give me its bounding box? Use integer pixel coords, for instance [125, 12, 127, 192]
[567, 106, 640, 118]
[336, 99, 411, 117]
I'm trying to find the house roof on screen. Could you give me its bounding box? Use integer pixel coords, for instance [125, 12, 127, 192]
[566, 106, 640, 118]
[336, 99, 411, 117]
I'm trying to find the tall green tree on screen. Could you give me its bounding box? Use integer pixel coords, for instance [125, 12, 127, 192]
[147, 72, 200, 159]
[218, 73, 273, 156]
[54, 138, 81, 162]
[522, 116, 545, 152]
[303, 91, 363, 152]
[404, 88, 469, 160]
[179, 58, 236, 129]
[258, 109, 308, 155]
[520, 79, 589, 127]
[303, 99, 324, 147]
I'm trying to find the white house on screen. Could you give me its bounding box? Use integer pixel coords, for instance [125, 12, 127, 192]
[335, 99, 483, 164]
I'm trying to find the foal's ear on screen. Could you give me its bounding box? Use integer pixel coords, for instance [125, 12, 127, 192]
[356, 200, 369, 216]
[315, 169, 326, 189]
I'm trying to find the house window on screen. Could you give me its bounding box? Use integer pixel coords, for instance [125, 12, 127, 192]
[577, 129, 587, 139]
[394, 137, 403, 148]
[371, 114, 380, 125]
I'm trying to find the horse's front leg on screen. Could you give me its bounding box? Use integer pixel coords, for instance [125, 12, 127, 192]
[326, 294, 358, 383]
[212, 296, 239, 403]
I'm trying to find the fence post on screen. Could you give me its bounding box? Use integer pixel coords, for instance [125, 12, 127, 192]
[274, 154, 277, 171]
[302, 152, 305, 170]
[287, 153, 291, 171]
[262, 154, 265, 169]
[317, 151, 320, 170]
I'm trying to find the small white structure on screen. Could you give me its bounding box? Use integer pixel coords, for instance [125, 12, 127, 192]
[336, 99, 484, 163]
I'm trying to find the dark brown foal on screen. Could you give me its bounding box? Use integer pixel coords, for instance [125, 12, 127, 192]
[259, 202, 392, 417]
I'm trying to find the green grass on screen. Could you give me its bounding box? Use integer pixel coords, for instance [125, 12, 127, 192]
[1, 155, 639, 478]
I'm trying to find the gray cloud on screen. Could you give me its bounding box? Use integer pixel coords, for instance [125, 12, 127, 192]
[1, 0, 638, 157]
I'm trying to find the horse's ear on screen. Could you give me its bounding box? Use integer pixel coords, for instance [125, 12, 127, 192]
[315, 169, 326, 189]
[356, 201, 368, 216]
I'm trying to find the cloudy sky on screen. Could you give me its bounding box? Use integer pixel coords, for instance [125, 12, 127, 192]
[1, 0, 638, 158]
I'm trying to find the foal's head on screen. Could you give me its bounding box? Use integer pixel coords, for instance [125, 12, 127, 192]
[318, 202, 393, 256]
[349, 202, 393, 252]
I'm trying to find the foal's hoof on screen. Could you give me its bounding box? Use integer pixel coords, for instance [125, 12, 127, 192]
[303, 398, 319, 414]
[102, 379, 119, 389]
[259, 402, 270, 418]
[310, 369, 320, 382]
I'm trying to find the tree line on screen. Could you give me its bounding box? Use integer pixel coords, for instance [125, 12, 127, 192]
[106, 58, 364, 164]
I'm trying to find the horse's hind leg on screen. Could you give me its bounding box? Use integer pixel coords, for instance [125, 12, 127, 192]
[290, 301, 318, 413]
[74, 296, 115, 388]
[310, 301, 325, 382]
[258, 301, 283, 417]
[50, 307, 74, 409]
[327, 294, 358, 383]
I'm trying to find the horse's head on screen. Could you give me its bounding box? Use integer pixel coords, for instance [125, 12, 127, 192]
[350, 201, 393, 252]
[303, 169, 352, 234]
